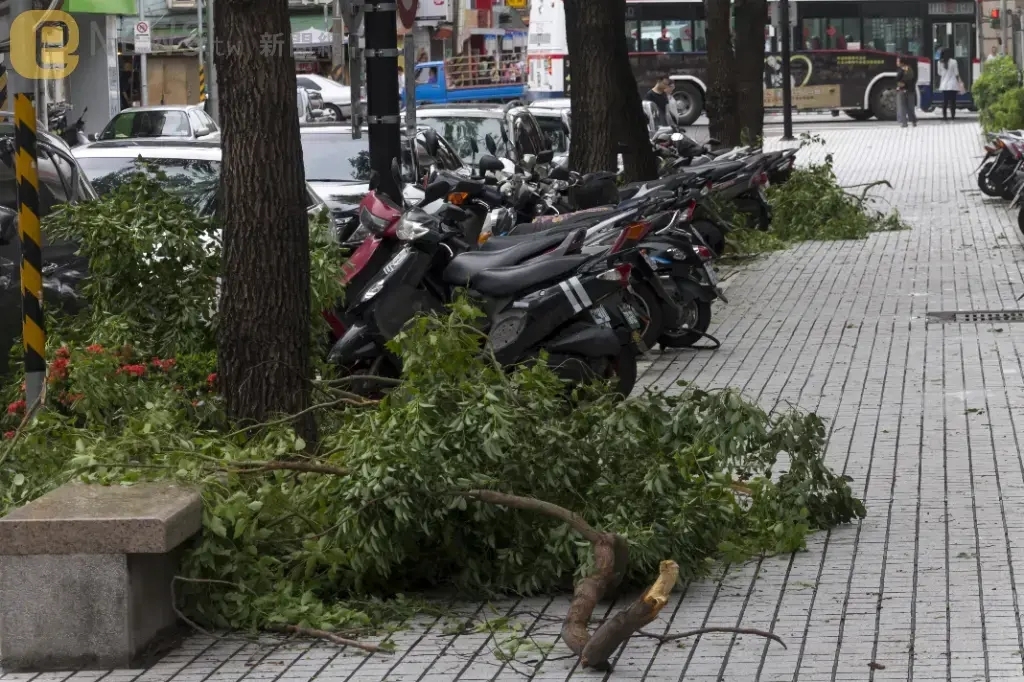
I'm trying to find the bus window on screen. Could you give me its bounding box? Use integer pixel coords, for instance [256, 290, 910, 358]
[802, 18, 860, 50]
[626, 20, 639, 51]
[637, 19, 704, 53]
[863, 17, 924, 55]
[639, 21, 662, 51]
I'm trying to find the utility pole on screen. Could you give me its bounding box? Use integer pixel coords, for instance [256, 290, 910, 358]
[1002, 0, 1010, 58]
[403, 32, 416, 131]
[780, 0, 794, 141]
[10, 0, 46, 408]
[140, 0, 149, 105]
[332, 0, 345, 73]
[206, 0, 219, 122]
[365, 0, 402, 201]
[196, 0, 205, 103]
[340, 0, 365, 139]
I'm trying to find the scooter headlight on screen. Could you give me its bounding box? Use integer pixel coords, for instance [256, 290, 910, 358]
[395, 216, 431, 241]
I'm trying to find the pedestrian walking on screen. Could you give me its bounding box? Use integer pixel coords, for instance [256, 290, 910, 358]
[896, 55, 917, 128]
[937, 48, 962, 121]
[643, 74, 672, 126]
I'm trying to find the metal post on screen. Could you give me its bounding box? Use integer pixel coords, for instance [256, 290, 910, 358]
[10, 0, 45, 407]
[206, 0, 219, 121]
[1003, 0, 1010, 57]
[780, 0, 794, 141]
[197, 0, 205, 102]
[340, 0, 365, 138]
[333, 0, 346, 72]
[404, 32, 416, 132]
[364, 0, 402, 201]
[140, 0, 149, 105]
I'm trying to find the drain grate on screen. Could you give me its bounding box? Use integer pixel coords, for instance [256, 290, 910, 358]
[927, 310, 1024, 324]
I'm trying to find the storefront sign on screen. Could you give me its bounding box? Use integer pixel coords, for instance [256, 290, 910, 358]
[64, 0, 138, 14]
[417, 0, 449, 21]
[928, 2, 974, 14]
[764, 85, 842, 109]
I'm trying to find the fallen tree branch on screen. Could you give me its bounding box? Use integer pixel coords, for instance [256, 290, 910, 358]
[270, 624, 390, 654]
[228, 461, 350, 477]
[637, 626, 786, 649]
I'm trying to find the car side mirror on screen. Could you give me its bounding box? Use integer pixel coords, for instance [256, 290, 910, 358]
[485, 133, 498, 155]
[422, 129, 440, 157]
[0, 206, 18, 246]
[87, 132, 97, 142]
[478, 154, 504, 173]
[537, 149, 554, 164]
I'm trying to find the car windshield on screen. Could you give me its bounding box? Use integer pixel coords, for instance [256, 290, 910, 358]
[99, 110, 192, 140]
[75, 156, 220, 213]
[535, 117, 569, 153]
[301, 133, 374, 182]
[417, 116, 508, 165]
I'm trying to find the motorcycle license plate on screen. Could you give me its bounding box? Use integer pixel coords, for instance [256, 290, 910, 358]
[620, 304, 642, 330]
[703, 262, 718, 286]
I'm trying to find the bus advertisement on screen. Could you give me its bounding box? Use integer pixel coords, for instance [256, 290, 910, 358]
[526, 0, 980, 125]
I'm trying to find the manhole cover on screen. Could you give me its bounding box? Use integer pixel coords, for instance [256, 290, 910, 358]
[927, 310, 1024, 323]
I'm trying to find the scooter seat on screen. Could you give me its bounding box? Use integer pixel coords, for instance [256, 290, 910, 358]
[468, 254, 591, 298]
[443, 232, 568, 286]
[698, 161, 746, 180]
[507, 206, 620, 236]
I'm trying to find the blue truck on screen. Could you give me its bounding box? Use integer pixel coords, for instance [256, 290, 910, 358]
[406, 58, 527, 106]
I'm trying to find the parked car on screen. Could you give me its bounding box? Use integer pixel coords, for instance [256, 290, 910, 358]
[93, 105, 219, 143]
[298, 122, 467, 243]
[527, 100, 571, 165]
[0, 120, 98, 377]
[71, 140, 326, 217]
[415, 103, 550, 169]
[405, 57, 526, 106]
[296, 74, 353, 120]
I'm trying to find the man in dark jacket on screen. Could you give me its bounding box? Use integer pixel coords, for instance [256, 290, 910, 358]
[895, 55, 917, 127]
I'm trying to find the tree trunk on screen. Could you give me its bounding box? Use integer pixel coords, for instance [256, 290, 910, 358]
[703, 0, 741, 147]
[734, 0, 767, 144]
[213, 0, 317, 442]
[564, 0, 658, 181]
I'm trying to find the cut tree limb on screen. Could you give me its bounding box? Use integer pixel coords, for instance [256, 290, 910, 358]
[271, 624, 389, 654]
[637, 626, 787, 649]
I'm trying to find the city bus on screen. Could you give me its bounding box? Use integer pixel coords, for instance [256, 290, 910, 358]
[526, 0, 980, 124]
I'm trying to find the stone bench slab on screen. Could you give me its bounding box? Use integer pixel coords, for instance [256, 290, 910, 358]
[0, 482, 202, 555]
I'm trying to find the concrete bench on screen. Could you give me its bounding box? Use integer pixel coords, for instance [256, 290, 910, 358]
[0, 482, 202, 671]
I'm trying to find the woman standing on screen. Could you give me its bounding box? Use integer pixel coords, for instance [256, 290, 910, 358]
[937, 48, 962, 121]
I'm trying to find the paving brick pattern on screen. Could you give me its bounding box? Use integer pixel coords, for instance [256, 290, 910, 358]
[3, 118, 1020, 681]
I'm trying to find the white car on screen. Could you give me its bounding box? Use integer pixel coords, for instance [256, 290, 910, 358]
[93, 105, 219, 143]
[296, 74, 353, 120]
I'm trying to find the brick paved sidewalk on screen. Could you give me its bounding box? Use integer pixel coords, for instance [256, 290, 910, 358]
[3, 119, 1020, 681]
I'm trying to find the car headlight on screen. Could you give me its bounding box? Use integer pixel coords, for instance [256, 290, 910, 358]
[395, 216, 431, 241]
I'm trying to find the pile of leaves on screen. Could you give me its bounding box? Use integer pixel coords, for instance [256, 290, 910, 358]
[725, 150, 907, 256]
[973, 56, 1023, 132]
[0, 172, 867, 644]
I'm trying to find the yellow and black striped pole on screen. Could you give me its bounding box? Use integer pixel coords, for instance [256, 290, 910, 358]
[198, 63, 207, 102]
[14, 94, 45, 405]
[0, 65, 8, 111]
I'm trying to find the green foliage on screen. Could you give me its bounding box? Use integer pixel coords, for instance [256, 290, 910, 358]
[726, 150, 906, 257]
[0, 168, 866, 640]
[2, 296, 865, 635]
[974, 56, 1023, 131]
[38, 171, 345, 359]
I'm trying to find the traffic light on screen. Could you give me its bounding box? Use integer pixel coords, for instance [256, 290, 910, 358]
[991, 8, 1000, 29]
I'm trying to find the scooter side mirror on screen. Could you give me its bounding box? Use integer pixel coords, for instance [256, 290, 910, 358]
[369, 169, 380, 191]
[478, 155, 504, 173]
[707, 138, 721, 146]
[0, 206, 18, 246]
[420, 179, 451, 206]
[421, 129, 440, 157]
[485, 133, 498, 155]
[537, 149, 554, 164]
[390, 158, 404, 191]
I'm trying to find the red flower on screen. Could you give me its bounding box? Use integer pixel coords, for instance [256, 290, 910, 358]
[48, 356, 70, 382]
[206, 373, 217, 387]
[151, 357, 176, 372]
[6, 400, 26, 415]
[116, 364, 146, 378]
[85, 344, 105, 354]
[56, 346, 70, 359]
[65, 393, 84, 404]
[2, 431, 14, 440]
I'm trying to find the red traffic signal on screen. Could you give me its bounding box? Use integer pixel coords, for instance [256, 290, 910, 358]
[992, 8, 1000, 18]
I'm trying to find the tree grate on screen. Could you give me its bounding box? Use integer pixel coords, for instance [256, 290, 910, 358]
[927, 310, 1024, 324]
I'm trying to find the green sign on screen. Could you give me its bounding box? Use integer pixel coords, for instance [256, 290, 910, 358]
[64, 0, 138, 14]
